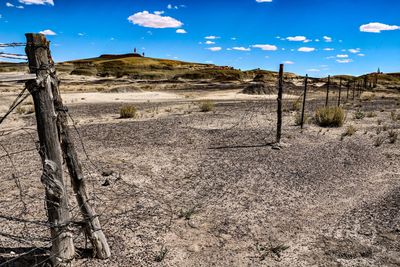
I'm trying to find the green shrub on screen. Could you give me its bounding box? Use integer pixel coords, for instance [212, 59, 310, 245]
[199, 100, 215, 112]
[119, 105, 137, 118]
[354, 110, 365, 120]
[314, 106, 345, 127]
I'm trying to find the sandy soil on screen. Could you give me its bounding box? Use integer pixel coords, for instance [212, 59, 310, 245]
[0, 76, 399, 267]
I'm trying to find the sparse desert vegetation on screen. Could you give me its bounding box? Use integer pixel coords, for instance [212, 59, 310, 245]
[1, 54, 399, 267]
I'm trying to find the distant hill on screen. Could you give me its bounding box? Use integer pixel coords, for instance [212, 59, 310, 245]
[1, 54, 399, 86]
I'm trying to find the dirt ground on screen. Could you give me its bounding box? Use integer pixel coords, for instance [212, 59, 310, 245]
[0, 78, 400, 267]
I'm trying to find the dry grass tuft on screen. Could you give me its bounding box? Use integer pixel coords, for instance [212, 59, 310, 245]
[314, 106, 345, 127]
[199, 100, 215, 112]
[120, 105, 137, 119]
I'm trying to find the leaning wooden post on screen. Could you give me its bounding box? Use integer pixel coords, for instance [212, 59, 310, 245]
[300, 74, 308, 129]
[346, 81, 350, 101]
[276, 64, 283, 144]
[325, 75, 330, 107]
[54, 64, 111, 260]
[25, 34, 111, 259]
[352, 81, 356, 101]
[25, 33, 75, 266]
[337, 77, 342, 107]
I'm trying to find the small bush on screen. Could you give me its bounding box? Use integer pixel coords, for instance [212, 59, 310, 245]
[16, 106, 26, 115]
[199, 100, 215, 112]
[354, 110, 365, 120]
[390, 111, 400, 121]
[294, 112, 308, 126]
[119, 105, 137, 118]
[291, 98, 301, 111]
[342, 125, 357, 138]
[388, 130, 398, 144]
[314, 106, 345, 127]
[374, 136, 386, 147]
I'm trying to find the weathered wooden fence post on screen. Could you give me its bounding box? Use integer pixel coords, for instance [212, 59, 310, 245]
[276, 64, 283, 144]
[352, 81, 356, 101]
[25, 33, 75, 266]
[325, 75, 330, 107]
[25, 33, 111, 264]
[300, 74, 308, 129]
[346, 81, 350, 101]
[337, 77, 342, 107]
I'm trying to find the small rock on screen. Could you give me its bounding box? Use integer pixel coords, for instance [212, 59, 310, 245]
[187, 244, 201, 253]
[102, 179, 110, 187]
[102, 170, 114, 177]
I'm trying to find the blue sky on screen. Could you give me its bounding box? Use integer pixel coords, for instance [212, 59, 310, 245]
[0, 0, 399, 76]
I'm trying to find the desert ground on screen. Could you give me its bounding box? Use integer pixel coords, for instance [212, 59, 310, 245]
[0, 74, 399, 267]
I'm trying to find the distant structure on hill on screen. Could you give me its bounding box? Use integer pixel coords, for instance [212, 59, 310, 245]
[99, 48, 145, 59]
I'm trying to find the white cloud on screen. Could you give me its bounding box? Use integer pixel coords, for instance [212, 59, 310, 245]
[39, 29, 56, 35]
[78, 33, 85, 36]
[232, 47, 251, 51]
[283, 61, 294, 65]
[358, 53, 365, 57]
[206, 47, 222, 52]
[205, 36, 220, 40]
[256, 0, 272, 2]
[286, 36, 307, 42]
[324, 48, 334, 51]
[252, 44, 278, 51]
[336, 59, 353, 63]
[348, 48, 361, 53]
[128, 11, 183, 28]
[6, 2, 24, 8]
[360, 22, 400, 33]
[176, 29, 187, 34]
[315, 39, 320, 42]
[19, 0, 54, 5]
[205, 40, 215, 45]
[336, 54, 348, 58]
[298, 47, 315, 52]
[326, 56, 335, 59]
[167, 4, 178, 9]
[323, 36, 332, 42]
[307, 69, 320, 72]
[154, 11, 164, 15]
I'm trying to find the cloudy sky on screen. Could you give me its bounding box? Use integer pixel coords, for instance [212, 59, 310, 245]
[0, 0, 399, 76]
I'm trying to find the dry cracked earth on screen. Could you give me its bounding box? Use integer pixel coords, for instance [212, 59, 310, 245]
[0, 84, 399, 267]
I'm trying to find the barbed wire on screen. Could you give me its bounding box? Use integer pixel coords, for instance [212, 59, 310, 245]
[0, 87, 31, 126]
[0, 43, 26, 48]
[0, 72, 382, 266]
[0, 52, 28, 60]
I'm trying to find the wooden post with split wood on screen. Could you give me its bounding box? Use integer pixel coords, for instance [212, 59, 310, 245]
[325, 75, 330, 107]
[352, 81, 356, 101]
[300, 74, 308, 129]
[25, 33, 111, 265]
[346, 81, 350, 101]
[25, 33, 75, 267]
[276, 64, 284, 144]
